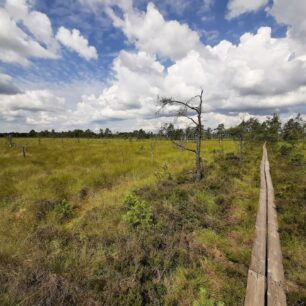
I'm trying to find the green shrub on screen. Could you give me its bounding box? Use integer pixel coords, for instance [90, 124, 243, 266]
[122, 193, 152, 228]
[225, 152, 239, 160]
[193, 288, 224, 306]
[290, 153, 304, 165]
[55, 199, 73, 220]
[279, 143, 293, 156]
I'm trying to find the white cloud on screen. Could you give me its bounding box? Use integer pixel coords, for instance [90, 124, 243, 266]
[1, 1, 306, 132]
[0, 8, 58, 66]
[68, 24, 306, 131]
[5, 0, 55, 47]
[269, 0, 306, 45]
[107, 2, 203, 61]
[0, 0, 59, 66]
[71, 50, 163, 125]
[56, 27, 98, 60]
[226, 0, 269, 19]
[0, 0, 98, 66]
[0, 89, 66, 127]
[0, 72, 22, 95]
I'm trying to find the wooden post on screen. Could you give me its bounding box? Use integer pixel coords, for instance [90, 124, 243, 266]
[22, 146, 26, 158]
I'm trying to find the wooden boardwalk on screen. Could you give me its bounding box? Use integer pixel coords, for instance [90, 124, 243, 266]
[245, 144, 286, 306]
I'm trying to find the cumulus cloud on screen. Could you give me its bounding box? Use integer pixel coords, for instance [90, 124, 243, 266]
[0, 0, 59, 66]
[0, 72, 22, 95]
[73, 3, 306, 128]
[71, 50, 163, 125]
[5, 0, 56, 47]
[226, 0, 269, 19]
[269, 0, 306, 45]
[56, 27, 98, 60]
[0, 8, 58, 66]
[1, 1, 306, 131]
[107, 2, 203, 61]
[0, 90, 66, 127]
[0, 0, 98, 66]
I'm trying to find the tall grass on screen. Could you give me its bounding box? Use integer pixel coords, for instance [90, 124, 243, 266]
[1, 137, 260, 305]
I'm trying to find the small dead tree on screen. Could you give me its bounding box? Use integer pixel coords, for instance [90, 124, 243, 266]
[22, 146, 26, 158]
[7, 135, 14, 148]
[158, 89, 204, 181]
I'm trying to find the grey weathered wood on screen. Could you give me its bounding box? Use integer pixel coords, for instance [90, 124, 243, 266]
[245, 144, 286, 306]
[265, 150, 286, 305]
[245, 148, 267, 306]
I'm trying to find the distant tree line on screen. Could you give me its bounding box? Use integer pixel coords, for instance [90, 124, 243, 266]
[1, 113, 305, 143]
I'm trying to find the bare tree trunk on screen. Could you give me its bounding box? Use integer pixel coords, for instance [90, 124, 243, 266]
[195, 107, 203, 182]
[195, 138, 202, 181]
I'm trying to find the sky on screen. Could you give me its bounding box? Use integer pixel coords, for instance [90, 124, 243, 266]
[0, 0, 305, 132]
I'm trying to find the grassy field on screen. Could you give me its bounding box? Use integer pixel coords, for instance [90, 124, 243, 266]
[269, 141, 306, 304]
[0, 138, 304, 305]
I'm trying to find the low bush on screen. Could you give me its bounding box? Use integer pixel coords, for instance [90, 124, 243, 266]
[122, 193, 153, 228]
[55, 200, 74, 221]
[279, 143, 293, 156]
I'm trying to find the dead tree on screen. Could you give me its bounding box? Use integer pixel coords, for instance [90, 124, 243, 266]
[22, 146, 26, 158]
[158, 89, 204, 181]
[7, 135, 14, 148]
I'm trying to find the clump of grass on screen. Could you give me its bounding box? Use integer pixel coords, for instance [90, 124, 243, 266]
[193, 288, 224, 306]
[54, 200, 74, 221]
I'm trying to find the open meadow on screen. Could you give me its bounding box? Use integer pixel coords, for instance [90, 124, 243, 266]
[0, 138, 305, 305]
[0, 138, 258, 305]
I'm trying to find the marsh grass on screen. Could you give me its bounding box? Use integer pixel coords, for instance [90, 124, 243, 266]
[269, 142, 306, 304]
[0, 138, 265, 305]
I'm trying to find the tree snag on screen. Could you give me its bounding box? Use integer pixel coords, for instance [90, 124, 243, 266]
[158, 89, 204, 181]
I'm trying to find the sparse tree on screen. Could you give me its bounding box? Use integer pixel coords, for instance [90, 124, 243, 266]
[158, 89, 204, 181]
[283, 113, 304, 144]
[104, 128, 112, 138]
[29, 129, 36, 137]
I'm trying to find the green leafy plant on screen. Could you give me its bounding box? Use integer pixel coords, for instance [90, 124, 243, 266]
[193, 288, 224, 306]
[122, 193, 152, 228]
[55, 199, 73, 220]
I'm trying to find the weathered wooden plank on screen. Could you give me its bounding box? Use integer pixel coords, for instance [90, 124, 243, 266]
[245, 144, 286, 305]
[267, 278, 287, 306]
[245, 270, 266, 306]
[244, 148, 267, 306]
[265, 146, 286, 306]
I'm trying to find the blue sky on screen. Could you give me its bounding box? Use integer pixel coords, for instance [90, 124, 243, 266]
[0, 0, 305, 132]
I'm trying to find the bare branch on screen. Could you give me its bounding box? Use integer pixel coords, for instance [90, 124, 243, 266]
[171, 140, 196, 153]
[159, 97, 198, 112]
[185, 116, 198, 126]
